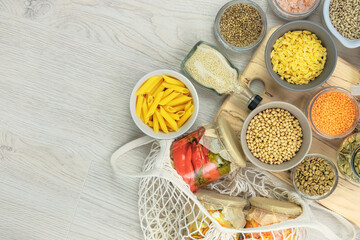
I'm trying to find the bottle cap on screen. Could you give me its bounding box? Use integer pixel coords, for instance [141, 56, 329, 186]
[248, 95, 262, 110]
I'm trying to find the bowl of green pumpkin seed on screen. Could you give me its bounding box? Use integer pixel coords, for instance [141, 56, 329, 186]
[291, 153, 338, 200]
[337, 132, 360, 185]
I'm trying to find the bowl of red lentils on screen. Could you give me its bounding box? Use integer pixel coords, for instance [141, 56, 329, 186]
[307, 87, 359, 139]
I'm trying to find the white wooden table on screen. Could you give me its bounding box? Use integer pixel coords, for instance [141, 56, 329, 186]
[0, 1, 359, 239]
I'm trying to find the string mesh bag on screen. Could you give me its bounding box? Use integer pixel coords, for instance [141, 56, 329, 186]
[111, 136, 356, 240]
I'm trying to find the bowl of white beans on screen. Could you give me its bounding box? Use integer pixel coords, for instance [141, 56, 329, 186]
[240, 101, 312, 172]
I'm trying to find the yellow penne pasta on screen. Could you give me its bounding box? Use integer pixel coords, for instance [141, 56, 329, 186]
[165, 121, 175, 132]
[159, 92, 180, 106]
[136, 95, 144, 117]
[163, 75, 185, 87]
[140, 110, 145, 122]
[176, 111, 185, 117]
[162, 88, 173, 98]
[163, 105, 176, 113]
[177, 105, 194, 128]
[160, 107, 178, 131]
[142, 100, 150, 124]
[147, 77, 164, 94]
[147, 91, 164, 118]
[148, 120, 153, 127]
[147, 95, 154, 106]
[168, 112, 180, 121]
[136, 75, 162, 95]
[171, 104, 186, 112]
[153, 112, 159, 133]
[149, 80, 164, 95]
[155, 110, 168, 133]
[167, 95, 192, 106]
[162, 82, 190, 94]
[184, 101, 192, 111]
[153, 82, 166, 96]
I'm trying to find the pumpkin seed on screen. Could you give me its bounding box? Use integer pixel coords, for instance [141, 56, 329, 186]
[294, 156, 336, 197]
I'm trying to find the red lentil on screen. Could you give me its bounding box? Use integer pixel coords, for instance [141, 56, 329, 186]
[311, 91, 357, 136]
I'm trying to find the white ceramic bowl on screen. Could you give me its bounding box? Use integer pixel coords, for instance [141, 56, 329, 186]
[130, 69, 199, 140]
[240, 101, 312, 172]
[323, 0, 360, 48]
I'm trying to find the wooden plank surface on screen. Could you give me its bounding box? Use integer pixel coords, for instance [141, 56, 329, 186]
[0, 130, 91, 240]
[0, 6, 224, 240]
[216, 26, 360, 227]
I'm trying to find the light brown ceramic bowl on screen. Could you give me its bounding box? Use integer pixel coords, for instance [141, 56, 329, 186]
[240, 101, 312, 172]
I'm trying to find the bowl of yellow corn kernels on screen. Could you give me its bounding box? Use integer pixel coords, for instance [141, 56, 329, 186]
[265, 20, 337, 92]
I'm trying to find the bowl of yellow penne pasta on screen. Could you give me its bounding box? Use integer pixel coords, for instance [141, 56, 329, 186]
[130, 69, 199, 139]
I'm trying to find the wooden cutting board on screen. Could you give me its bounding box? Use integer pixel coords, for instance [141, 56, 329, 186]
[216, 26, 360, 227]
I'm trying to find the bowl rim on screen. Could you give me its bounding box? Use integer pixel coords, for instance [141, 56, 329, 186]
[269, 0, 321, 18]
[264, 20, 338, 92]
[323, 0, 360, 48]
[129, 69, 199, 140]
[306, 86, 359, 139]
[214, 0, 268, 52]
[240, 101, 312, 172]
[291, 153, 339, 200]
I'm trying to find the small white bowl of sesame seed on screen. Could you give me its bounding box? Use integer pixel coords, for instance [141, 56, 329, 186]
[240, 101, 312, 172]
